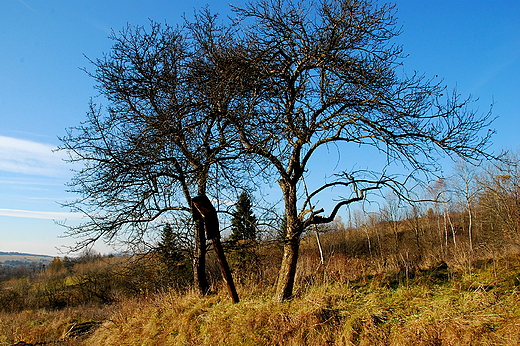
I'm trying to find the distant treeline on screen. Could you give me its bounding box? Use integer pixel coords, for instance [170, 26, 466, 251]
[0, 251, 54, 257]
[0, 252, 39, 256]
[0, 252, 54, 267]
[0, 260, 48, 267]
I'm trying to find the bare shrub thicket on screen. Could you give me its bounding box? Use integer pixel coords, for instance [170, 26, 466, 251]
[0, 252, 192, 312]
[289, 158, 520, 290]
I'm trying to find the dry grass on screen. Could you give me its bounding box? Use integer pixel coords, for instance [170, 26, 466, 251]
[84, 256, 520, 346]
[3, 256, 520, 345]
[4, 221, 520, 345]
[0, 304, 115, 345]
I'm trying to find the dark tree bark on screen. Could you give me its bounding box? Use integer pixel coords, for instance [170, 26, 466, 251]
[193, 217, 209, 294]
[192, 195, 239, 303]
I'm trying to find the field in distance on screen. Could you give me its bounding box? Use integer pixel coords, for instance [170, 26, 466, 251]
[0, 252, 54, 266]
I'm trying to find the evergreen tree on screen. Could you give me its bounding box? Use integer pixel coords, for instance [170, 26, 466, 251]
[230, 192, 258, 242]
[156, 224, 192, 287]
[157, 224, 184, 264]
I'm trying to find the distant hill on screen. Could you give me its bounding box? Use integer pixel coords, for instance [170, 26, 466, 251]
[0, 252, 55, 267]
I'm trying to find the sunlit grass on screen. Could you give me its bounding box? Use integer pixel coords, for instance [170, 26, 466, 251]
[0, 304, 114, 345]
[3, 229, 520, 345]
[85, 257, 520, 345]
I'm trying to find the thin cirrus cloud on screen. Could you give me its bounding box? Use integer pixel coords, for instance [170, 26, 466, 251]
[15, 0, 41, 16]
[0, 136, 81, 221]
[0, 135, 68, 177]
[0, 208, 84, 220]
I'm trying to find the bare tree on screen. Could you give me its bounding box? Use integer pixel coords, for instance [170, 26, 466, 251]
[379, 192, 404, 253]
[224, 0, 494, 301]
[478, 152, 520, 244]
[451, 161, 482, 255]
[60, 0, 494, 302]
[59, 20, 248, 295]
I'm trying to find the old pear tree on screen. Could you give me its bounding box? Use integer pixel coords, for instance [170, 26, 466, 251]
[221, 0, 494, 301]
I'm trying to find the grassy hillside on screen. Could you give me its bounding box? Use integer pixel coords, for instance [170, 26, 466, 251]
[83, 256, 520, 346]
[2, 254, 520, 345]
[0, 252, 54, 267]
[2, 206, 520, 345]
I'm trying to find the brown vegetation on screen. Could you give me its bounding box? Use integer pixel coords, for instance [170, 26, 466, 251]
[8, 252, 516, 346]
[3, 157, 520, 344]
[86, 260, 520, 346]
[3, 218, 520, 345]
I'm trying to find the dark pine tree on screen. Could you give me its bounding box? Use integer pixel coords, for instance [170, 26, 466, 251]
[156, 224, 192, 287]
[230, 192, 258, 242]
[228, 192, 261, 282]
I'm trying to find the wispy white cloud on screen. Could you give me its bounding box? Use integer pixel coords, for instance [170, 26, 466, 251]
[0, 136, 68, 177]
[0, 208, 84, 220]
[14, 0, 41, 16]
[83, 16, 112, 34]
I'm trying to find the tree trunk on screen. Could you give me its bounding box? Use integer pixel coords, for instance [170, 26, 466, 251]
[275, 235, 300, 301]
[212, 237, 240, 303]
[314, 227, 325, 266]
[193, 217, 209, 295]
[192, 180, 210, 295]
[467, 204, 474, 254]
[192, 194, 239, 303]
[275, 180, 303, 301]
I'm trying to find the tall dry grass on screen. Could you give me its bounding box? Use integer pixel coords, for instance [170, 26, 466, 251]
[3, 208, 520, 345]
[84, 256, 520, 345]
[3, 253, 520, 345]
[0, 303, 114, 345]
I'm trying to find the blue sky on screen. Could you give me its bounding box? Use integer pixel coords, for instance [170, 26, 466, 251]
[1, 0, 519, 256]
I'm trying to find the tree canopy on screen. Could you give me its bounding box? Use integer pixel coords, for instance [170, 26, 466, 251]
[59, 19, 250, 295]
[61, 0, 494, 301]
[222, 0, 494, 300]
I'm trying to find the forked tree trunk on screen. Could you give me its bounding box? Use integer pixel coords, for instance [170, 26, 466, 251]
[275, 235, 301, 302]
[192, 195, 239, 304]
[193, 217, 209, 295]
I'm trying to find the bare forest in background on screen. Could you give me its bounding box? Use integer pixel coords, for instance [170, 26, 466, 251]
[2, 155, 520, 309]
